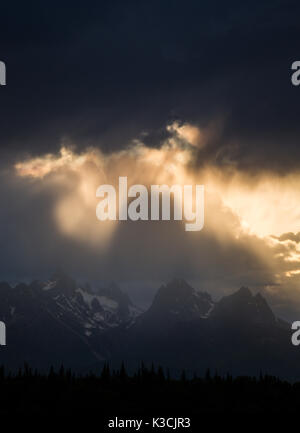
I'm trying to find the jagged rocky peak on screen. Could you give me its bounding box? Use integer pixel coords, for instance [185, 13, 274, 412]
[236, 286, 252, 298]
[149, 278, 214, 320]
[91, 281, 142, 323]
[212, 286, 276, 324]
[37, 271, 141, 331]
[42, 269, 78, 297]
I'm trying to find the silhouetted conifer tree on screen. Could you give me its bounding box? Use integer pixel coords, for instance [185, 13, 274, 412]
[120, 361, 127, 381]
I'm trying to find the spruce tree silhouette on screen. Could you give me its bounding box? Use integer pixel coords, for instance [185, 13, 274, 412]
[0, 362, 299, 420]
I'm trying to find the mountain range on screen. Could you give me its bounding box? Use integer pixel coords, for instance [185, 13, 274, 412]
[0, 273, 298, 379]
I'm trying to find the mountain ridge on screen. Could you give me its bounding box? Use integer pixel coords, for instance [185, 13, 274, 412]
[0, 273, 297, 379]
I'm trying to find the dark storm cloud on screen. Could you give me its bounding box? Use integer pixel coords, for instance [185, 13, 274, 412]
[0, 0, 300, 173]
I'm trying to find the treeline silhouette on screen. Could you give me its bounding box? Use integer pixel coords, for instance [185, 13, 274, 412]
[0, 362, 299, 419]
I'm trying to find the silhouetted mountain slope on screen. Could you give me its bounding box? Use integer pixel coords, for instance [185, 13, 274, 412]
[211, 286, 276, 325]
[117, 281, 298, 379]
[147, 278, 213, 319]
[0, 275, 299, 379]
[132, 278, 214, 334]
[0, 272, 140, 370]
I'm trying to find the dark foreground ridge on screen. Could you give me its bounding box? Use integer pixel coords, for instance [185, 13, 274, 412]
[0, 362, 300, 419]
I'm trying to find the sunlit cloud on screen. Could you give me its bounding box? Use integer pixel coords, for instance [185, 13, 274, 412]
[13, 121, 300, 310]
[14, 125, 199, 247]
[167, 121, 205, 148]
[15, 123, 300, 244]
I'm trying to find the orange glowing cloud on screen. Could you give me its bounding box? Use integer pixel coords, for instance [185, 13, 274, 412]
[13, 122, 300, 303]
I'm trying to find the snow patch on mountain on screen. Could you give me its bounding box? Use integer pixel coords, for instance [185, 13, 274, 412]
[77, 288, 118, 312]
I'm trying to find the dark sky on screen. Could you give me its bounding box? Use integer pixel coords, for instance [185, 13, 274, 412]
[0, 0, 299, 167]
[1, 1, 300, 318]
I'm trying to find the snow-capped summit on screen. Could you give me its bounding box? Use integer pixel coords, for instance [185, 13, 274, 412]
[36, 272, 142, 337]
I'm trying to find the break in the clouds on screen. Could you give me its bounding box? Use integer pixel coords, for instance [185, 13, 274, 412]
[2, 120, 299, 319]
